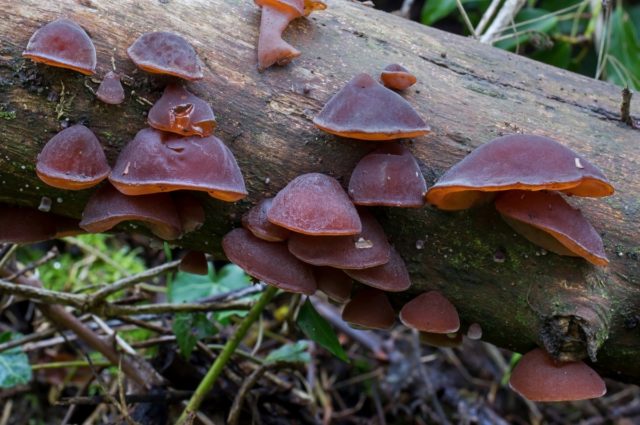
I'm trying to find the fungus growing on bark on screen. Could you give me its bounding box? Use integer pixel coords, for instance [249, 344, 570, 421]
[509, 348, 607, 402]
[96, 71, 125, 105]
[147, 84, 216, 137]
[495, 191, 608, 266]
[179, 251, 208, 275]
[0, 205, 57, 243]
[348, 144, 426, 207]
[426, 134, 614, 210]
[399, 291, 460, 333]
[79, 184, 182, 240]
[127, 32, 203, 80]
[314, 267, 353, 304]
[222, 228, 316, 294]
[380, 64, 416, 90]
[36, 125, 110, 190]
[23, 18, 96, 75]
[287, 209, 390, 269]
[267, 173, 361, 236]
[343, 247, 411, 292]
[313, 73, 430, 140]
[109, 128, 247, 201]
[341, 287, 395, 330]
[242, 198, 290, 242]
[173, 192, 205, 234]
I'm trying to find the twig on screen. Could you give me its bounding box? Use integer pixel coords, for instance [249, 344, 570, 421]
[58, 390, 196, 406]
[0, 244, 17, 270]
[0, 400, 12, 425]
[475, 0, 502, 35]
[4, 246, 59, 281]
[479, 0, 526, 44]
[92, 314, 137, 355]
[98, 299, 253, 316]
[64, 237, 130, 274]
[0, 279, 85, 307]
[455, 0, 477, 38]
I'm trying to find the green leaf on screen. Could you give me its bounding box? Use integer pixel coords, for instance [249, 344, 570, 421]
[530, 41, 572, 69]
[266, 341, 311, 364]
[0, 332, 32, 388]
[495, 8, 559, 51]
[296, 300, 348, 363]
[172, 313, 218, 359]
[604, 7, 640, 90]
[421, 0, 458, 26]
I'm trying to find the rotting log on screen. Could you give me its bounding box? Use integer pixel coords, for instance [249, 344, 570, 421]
[1, 0, 639, 381]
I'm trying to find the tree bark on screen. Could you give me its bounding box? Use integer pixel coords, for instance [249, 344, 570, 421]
[1, 0, 639, 381]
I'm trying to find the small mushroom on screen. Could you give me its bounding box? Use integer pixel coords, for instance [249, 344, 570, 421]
[348, 144, 426, 207]
[36, 125, 110, 190]
[241, 198, 291, 242]
[341, 287, 395, 330]
[147, 84, 216, 137]
[399, 291, 460, 333]
[79, 183, 182, 240]
[509, 348, 607, 402]
[23, 18, 96, 75]
[173, 192, 206, 234]
[96, 71, 125, 105]
[179, 251, 208, 275]
[495, 190, 608, 266]
[343, 247, 411, 292]
[426, 134, 614, 210]
[109, 128, 247, 201]
[127, 32, 203, 80]
[314, 267, 353, 303]
[380, 64, 416, 90]
[313, 73, 430, 141]
[222, 228, 316, 294]
[267, 173, 361, 236]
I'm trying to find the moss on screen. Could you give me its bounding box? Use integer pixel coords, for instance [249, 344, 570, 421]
[0, 109, 16, 120]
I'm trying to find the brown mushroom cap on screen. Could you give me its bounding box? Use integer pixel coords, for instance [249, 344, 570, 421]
[242, 198, 291, 242]
[341, 287, 395, 330]
[173, 192, 205, 234]
[79, 183, 182, 240]
[495, 190, 608, 266]
[348, 144, 426, 207]
[380, 63, 417, 91]
[313, 73, 430, 141]
[96, 71, 125, 105]
[0, 204, 57, 243]
[314, 267, 353, 303]
[23, 18, 96, 75]
[509, 348, 606, 402]
[147, 84, 216, 137]
[287, 209, 390, 269]
[256, 5, 301, 71]
[36, 125, 110, 190]
[109, 128, 247, 201]
[399, 291, 460, 333]
[343, 246, 411, 292]
[222, 228, 316, 295]
[127, 32, 203, 80]
[426, 134, 615, 210]
[179, 251, 208, 275]
[267, 173, 361, 236]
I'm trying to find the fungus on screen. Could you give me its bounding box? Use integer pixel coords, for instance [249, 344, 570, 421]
[109, 128, 247, 201]
[147, 84, 216, 137]
[241, 198, 290, 242]
[179, 251, 208, 275]
[267, 173, 361, 235]
[466, 323, 482, 340]
[380, 63, 416, 90]
[96, 71, 125, 105]
[287, 209, 390, 269]
[127, 32, 203, 80]
[419, 332, 463, 348]
[0, 204, 57, 243]
[343, 247, 411, 292]
[222, 228, 316, 295]
[341, 287, 395, 330]
[509, 348, 606, 402]
[79, 183, 182, 240]
[399, 291, 460, 333]
[54, 216, 85, 238]
[173, 193, 205, 234]
[348, 144, 426, 207]
[426, 134, 614, 211]
[36, 125, 110, 190]
[314, 267, 353, 304]
[23, 18, 96, 75]
[495, 190, 608, 266]
[313, 73, 430, 141]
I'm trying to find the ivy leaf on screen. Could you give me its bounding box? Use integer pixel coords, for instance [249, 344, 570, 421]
[265, 341, 311, 364]
[172, 313, 218, 359]
[296, 300, 348, 363]
[0, 332, 32, 388]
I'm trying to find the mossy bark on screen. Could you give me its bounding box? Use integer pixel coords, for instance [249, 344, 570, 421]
[1, 0, 639, 381]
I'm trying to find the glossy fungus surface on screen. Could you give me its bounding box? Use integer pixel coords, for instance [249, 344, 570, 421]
[127, 32, 203, 80]
[242, 198, 291, 242]
[0, 205, 57, 243]
[180, 251, 208, 275]
[426, 134, 615, 210]
[348, 145, 426, 207]
[173, 193, 205, 234]
[109, 128, 247, 201]
[267, 173, 361, 235]
[23, 18, 96, 75]
[222, 228, 316, 294]
[314, 267, 353, 303]
[495, 190, 608, 266]
[509, 348, 606, 402]
[288, 209, 390, 269]
[148, 84, 216, 137]
[36, 125, 110, 190]
[380, 63, 417, 90]
[313, 73, 430, 140]
[342, 287, 395, 330]
[343, 247, 411, 292]
[79, 184, 182, 240]
[96, 71, 125, 105]
[399, 291, 460, 333]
